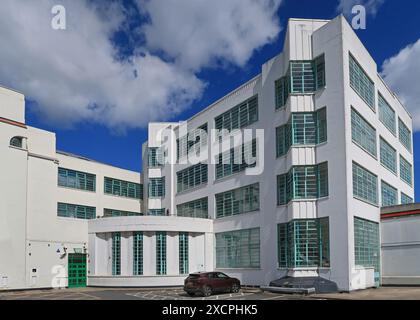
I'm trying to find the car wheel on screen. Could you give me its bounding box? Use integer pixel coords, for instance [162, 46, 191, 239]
[231, 283, 240, 293]
[187, 292, 195, 297]
[202, 285, 212, 297]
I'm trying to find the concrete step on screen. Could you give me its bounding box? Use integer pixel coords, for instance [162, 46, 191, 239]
[260, 286, 316, 295]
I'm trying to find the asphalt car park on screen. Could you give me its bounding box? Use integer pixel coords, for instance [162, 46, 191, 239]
[0, 287, 317, 300]
[1, 286, 420, 300]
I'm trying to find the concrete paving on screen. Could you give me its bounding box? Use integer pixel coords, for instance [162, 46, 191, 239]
[0, 286, 419, 300]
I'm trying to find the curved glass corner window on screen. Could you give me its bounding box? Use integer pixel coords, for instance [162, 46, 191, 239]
[10, 136, 23, 148]
[277, 218, 330, 268]
[275, 55, 326, 109]
[276, 108, 327, 157]
[277, 162, 329, 205]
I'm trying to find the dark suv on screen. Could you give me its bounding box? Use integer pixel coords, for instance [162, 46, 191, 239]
[184, 272, 241, 297]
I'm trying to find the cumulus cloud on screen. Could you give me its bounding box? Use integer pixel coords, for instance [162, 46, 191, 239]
[138, 0, 282, 71]
[382, 39, 420, 130]
[337, 0, 385, 16]
[0, 0, 204, 130]
[0, 0, 282, 130]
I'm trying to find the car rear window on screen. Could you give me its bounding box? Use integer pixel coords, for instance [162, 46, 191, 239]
[188, 274, 200, 279]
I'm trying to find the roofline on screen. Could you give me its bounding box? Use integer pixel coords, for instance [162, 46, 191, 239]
[381, 209, 420, 220]
[56, 150, 141, 176]
[377, 73, 412, 119]
[0, 116, 27, 129]
[288, 18, 331, 23]
[0, 84, 25, 96]
[180, 74, 262, 124]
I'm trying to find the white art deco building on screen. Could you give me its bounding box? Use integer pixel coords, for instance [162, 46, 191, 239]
[0, 16, 414, 292]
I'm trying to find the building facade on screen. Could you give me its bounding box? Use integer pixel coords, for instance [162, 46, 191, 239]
[381, 204, 420, 286]
[119, 15, 412, 292]
[0, 85, 142, 290]
[0, 15, 415, 292]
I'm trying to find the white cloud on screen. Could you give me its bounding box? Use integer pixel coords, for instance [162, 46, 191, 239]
[0, 0, 204, 130]
[337, 0, 385, 16]
[138, 0, 282, 71]
[382, 39, 420, 130]
[0, 0, 282, 130]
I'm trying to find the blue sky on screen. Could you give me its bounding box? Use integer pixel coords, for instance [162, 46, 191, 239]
[2, 0, 420, 199]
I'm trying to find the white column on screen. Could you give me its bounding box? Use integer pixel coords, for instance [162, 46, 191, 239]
[143, 232, 155, 276]
[167, 232, 179, 275]
[120, 232, 130, 276]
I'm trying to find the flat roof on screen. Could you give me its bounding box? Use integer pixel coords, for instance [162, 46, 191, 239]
[57, 150, 141, 176]
[381, 203, 420, 220]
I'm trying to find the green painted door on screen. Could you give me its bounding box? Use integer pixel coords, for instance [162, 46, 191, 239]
[68, 253, 87, 288]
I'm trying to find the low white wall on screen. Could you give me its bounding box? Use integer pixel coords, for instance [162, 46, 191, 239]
[88, 275, 186, 287]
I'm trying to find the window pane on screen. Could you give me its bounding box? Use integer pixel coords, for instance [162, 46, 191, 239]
[378, 93, 396, 135]
[177, 197, 208, 219]
[351, 108, 377, 157]
[380, 138, 397, 174]
[400, 156, 413, 186]
[398, 118, 412, 152]
[354, 217, 380, 285]
[349, 54, 375, 110]
[216, 228, 260, 268]
[215, 184, 259, 218]
[352, 162, 378, 205]
[381, 181, 397, 207]
[215, 96, 258, 133]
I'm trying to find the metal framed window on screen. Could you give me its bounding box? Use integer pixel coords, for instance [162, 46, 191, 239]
[148, 177, 165, 198]
[275, 55, 325, 109]
[215, 183, 260, 218]
[381, 181, 398, 207]
[352, 162, 378, 205]
[215, 139, 257, 180]
[351, 108, 377, 158]
[290, 61, 316, 93]
[58, 168, 96, 192]
[400, 155, 413, 186]
[176, 164, 208, 193]
[156, 232, 167, 275]
[277, 218, 330, 268]
[148, 147, 164, 167]
[177, 123, 208, 160]
[276, 108, 327, 157]
[378, 93, 396, 135]
[177, 197, 208, 218]
[148, 208, 166, 216]
[380, 137, 397, 174]
[216, 228, 260, 268]
[354, 217, 380, 285]
[215, 96, 258, 132]
[401, 192, 413, 205]
[57, 203, 96, 220]
[277, 162, 328, 205]
[398, 118, 412, 152]
[112, 232, 121, 276]
[133, 232, 143, 275]
[179, 232, 189, 275]
[10, 136, 23, 148]
[275, 76, 289, 109]
[104, 209, 142, 217]
[104, 177, 143, 200]
[349, 54, 375, 110]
